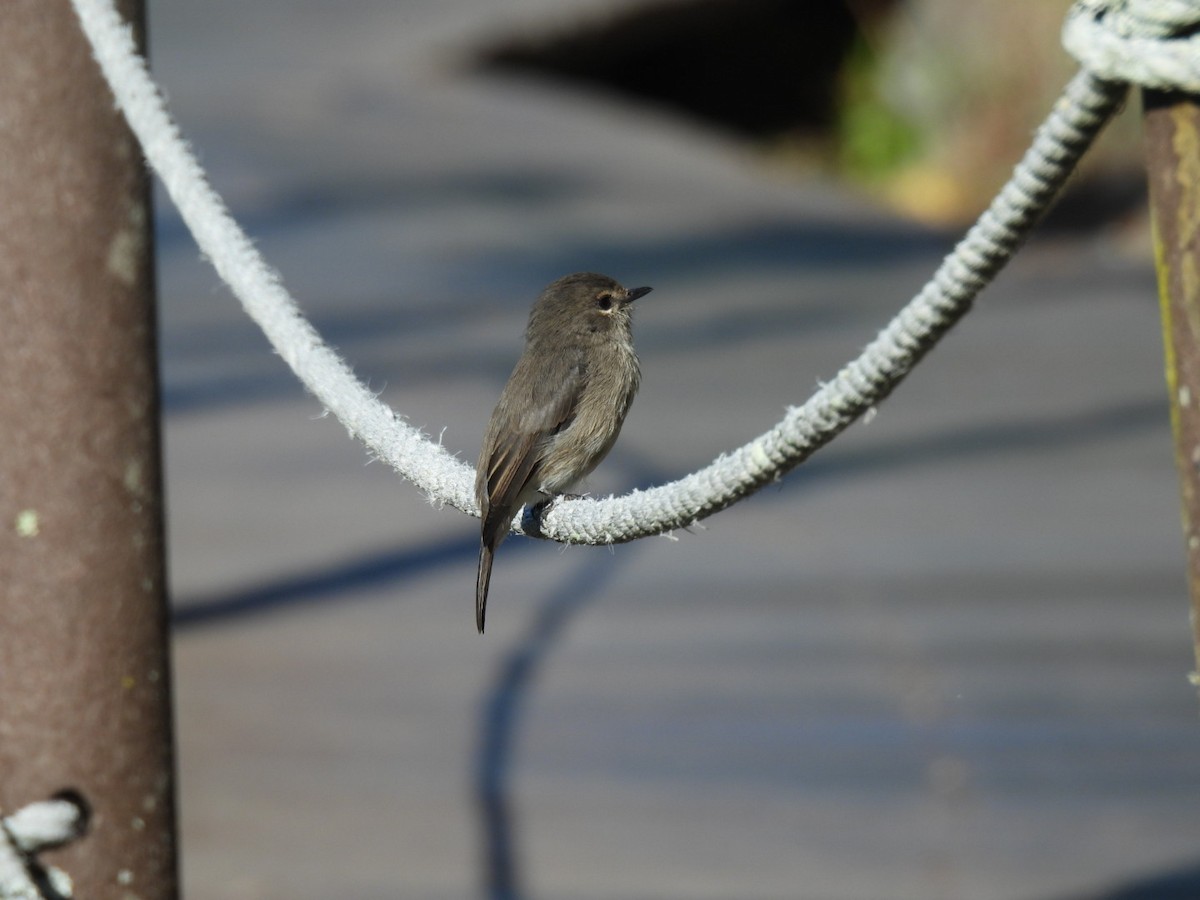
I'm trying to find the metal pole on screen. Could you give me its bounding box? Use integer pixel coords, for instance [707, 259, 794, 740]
[1143, 88, 1200, 699]
[0, 1, 179, 897]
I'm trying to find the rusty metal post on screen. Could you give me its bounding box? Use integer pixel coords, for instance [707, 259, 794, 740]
[0, 1, 179, 898]
[1143, 88, 1200, 698]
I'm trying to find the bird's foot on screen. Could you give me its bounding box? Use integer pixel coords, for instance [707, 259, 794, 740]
[524, 492, 586, 538]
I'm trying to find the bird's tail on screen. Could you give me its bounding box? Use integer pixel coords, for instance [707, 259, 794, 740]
[476, 542, 494, 634]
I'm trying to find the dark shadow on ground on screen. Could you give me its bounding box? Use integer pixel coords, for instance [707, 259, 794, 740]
[172, 535, 479, 628]
[473, 552, 632, 900]
[1060, 860, 1200, 900]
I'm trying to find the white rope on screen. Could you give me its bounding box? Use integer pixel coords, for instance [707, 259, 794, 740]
[530, 70, 1127, 544]
[1064, 0, 1200, 92]
[0, 796, 89, 900]
[69, 0, 476, 515]
[70, 0, 1131, 545]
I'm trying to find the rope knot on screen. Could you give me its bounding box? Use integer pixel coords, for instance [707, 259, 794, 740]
[1064, 0, 1200, 91]
[0, 793, 90, 900]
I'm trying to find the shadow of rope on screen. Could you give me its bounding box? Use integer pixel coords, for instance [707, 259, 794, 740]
[473, 550, 636, 900]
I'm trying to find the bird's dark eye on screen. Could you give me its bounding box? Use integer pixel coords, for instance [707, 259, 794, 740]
[596, 293, 614, 311]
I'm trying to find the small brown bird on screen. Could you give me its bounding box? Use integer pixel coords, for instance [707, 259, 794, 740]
[475, 272, 652, 632]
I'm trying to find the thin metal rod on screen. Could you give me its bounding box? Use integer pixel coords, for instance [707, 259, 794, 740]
[1143, 87, 1200, 698]
[0, 1, 179, 896]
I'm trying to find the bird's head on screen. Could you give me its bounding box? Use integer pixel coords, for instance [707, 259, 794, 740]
[527, 272, 652, 343]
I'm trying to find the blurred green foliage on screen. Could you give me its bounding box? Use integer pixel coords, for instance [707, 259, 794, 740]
[836, 36, 924, 183]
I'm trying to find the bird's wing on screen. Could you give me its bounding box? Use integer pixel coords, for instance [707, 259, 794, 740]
[479, 350, 586, 547]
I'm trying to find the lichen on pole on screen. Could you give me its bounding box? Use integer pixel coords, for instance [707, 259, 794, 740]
[0, 1, 179, 897]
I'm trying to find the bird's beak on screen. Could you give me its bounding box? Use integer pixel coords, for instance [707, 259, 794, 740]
[625, 286, 653, 303]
